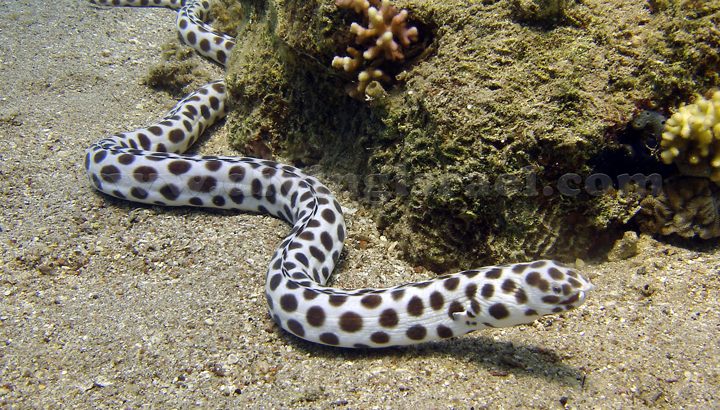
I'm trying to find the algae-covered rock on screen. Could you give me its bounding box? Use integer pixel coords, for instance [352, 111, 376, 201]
[220, 0, 720, 271]
[509, 0, 572, 26]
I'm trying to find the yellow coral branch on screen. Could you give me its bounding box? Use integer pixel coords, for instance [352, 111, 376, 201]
[660, 91, 720, 182]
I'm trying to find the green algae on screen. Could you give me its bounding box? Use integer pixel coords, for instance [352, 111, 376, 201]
[221, 0, 720, 271]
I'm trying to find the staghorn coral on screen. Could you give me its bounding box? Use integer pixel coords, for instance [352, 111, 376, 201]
[332, 0, 419, 98]
[660, 91, 720, 182]
[636, 177, 720, 239]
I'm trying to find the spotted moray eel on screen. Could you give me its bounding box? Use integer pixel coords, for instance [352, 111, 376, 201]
[84, 0, 594, 348]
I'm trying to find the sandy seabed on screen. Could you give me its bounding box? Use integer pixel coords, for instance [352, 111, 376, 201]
[0, 1, 718, 408]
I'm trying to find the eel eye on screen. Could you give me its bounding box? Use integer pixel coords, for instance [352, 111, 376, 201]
[551, 285, 562, 294]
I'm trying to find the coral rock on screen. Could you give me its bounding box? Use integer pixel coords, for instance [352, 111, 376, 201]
[636, 177, 720, 239]
[607, 231, 639, 261]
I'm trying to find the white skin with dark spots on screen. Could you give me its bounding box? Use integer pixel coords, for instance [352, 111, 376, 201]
[84, 0, 594, 348]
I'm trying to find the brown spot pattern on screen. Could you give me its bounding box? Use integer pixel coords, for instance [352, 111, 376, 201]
[489, 303, 509, 320]
[379, 309, 398, 328]
[443, 277, 459, 291]
[279, 294, 298, 312]
[437, 325, 453, 339]
[306, 306, 326, 327]
[361, 295, 382, 309]
[407, 296, 424, 316]
[406, 325, 427, 340]
[370, 332, 390, 344]
[429, 291, 444, 310]
[319, 333, 339, 345]
[329, 295, 347, 307]
[548, 267, 564, 280]
[339, 312, 363, 332]
[501, 279, 516, 293]
[287, 319, 305, 337]
[448, 301, 464, 319]
[515, 289, 528, 304]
